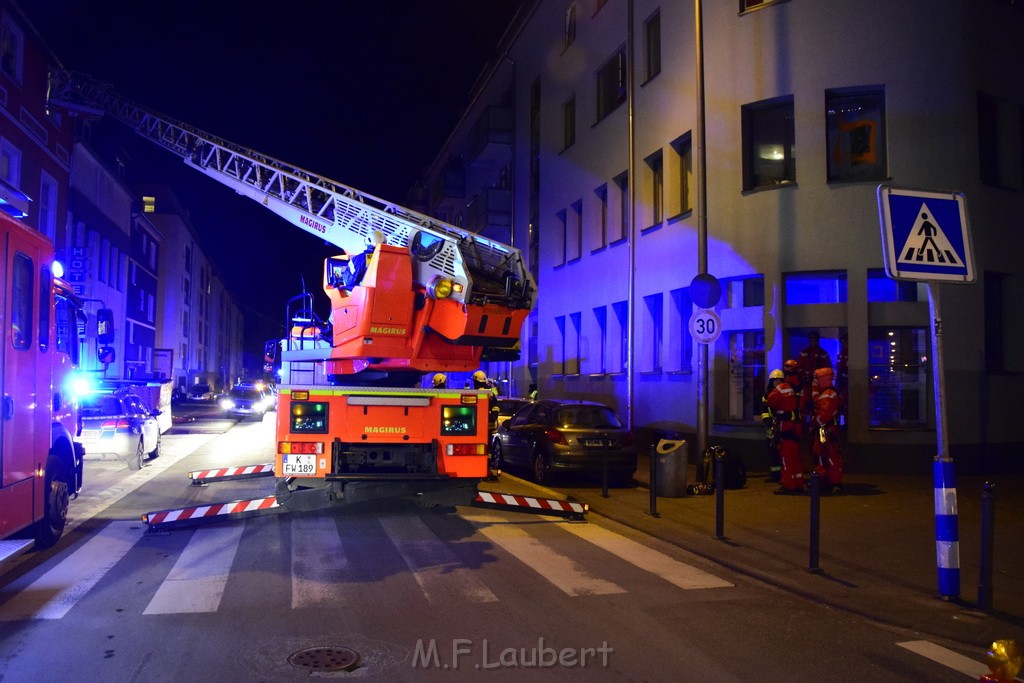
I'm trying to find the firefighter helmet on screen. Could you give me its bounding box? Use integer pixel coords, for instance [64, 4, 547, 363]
[769, 369, 784, 380]
[432, 373, 447, 388]
[472, 370, 487, 383]
[783, 359, 799, 373]
[814, 367, 834, 385]
[365, 229, 385, 246]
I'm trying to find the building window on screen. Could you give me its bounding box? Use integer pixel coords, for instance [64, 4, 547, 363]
[564, 3, 577, 48]
[567, 199, 582, 262]
[668, 287, 693, 373]
[742, 96, 795, 190]
[784, 271, 848, 304]
[611, 300, 628, 373]
[593, 305, 607, 373]
[613, 171, 628, 243]
[38, 171, 58, 242]
[596, 48, 627, 122]
[669, 133, 693, 217]
[568, 312, 581, 375]
[593, 184, 608, 251]
[642, 293, 663, 373]
[556, 315, 567, 375]
[644, 11, 661, 82]
[0, 137, 21, 187]
[562, 96, 576, 150]
[555, 209, 567, 266]
[977, 91, 1023, 190]
[644, 150, 664, 228]
[868, 327, 929, 428]
[725, 276, 765, 308]
[984, 271, 1006, 372]
[0, 13, 24, 84]
[740, 0, 786, 11]
[826, 87, 887, 183]
[866, 269, 924, 302]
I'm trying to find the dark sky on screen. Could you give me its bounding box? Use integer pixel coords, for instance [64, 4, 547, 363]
[23, 0, 523, 366]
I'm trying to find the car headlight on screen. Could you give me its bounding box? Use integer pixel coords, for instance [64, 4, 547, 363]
[220, 398, 235, 410]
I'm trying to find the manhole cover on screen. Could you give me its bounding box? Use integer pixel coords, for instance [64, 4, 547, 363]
[287, 647, 360, 672]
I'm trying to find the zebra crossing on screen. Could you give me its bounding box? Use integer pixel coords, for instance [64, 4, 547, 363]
[0, 509, 733, 621]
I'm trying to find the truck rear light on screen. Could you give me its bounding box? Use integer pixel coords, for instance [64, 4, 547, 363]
[446, 443, 485, 456]
[279, 441, 324, 455]
[543, 428, 568, 445]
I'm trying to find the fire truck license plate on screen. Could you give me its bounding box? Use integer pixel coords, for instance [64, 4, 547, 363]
[283, 453, 316, 476]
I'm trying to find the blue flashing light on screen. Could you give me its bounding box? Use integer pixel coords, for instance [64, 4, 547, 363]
[53, 260, 65, 278]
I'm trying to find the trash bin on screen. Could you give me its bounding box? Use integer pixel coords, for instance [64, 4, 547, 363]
[654, 438, 688, 497]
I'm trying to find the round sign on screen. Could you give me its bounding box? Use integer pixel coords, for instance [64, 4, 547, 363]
[689, 308, 722, 344]
[690, 273, 722, 309]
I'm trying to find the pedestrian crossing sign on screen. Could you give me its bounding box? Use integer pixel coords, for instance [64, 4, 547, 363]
[877, 186, 974, 283]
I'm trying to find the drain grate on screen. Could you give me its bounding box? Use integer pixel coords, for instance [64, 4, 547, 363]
[287, 647, 360, 672]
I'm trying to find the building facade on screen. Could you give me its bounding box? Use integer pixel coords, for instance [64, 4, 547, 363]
[419, 0, 1024, 471]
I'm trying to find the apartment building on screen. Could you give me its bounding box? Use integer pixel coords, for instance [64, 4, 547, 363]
[418, 0, 1024, 471]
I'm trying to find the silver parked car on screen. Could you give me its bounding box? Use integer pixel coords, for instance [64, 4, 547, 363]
[78, 388, 161, 470]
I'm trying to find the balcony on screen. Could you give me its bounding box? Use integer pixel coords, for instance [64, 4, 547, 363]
[466, 187, 512, 239]
[430, 161, 465, 211]
[469, 106, 513, 169]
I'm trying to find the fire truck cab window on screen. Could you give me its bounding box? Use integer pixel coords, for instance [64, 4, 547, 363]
[11, 252, 33, 350]
[38, 265, 50, 352]
[410, 231, 445, 262]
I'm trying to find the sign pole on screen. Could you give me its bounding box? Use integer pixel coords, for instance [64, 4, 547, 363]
[929, 282, 960, 598]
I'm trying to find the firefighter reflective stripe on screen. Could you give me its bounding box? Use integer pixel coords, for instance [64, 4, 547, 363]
[144, 496, 281, 528]
[473, 491, 588, 516]
[144, 523, 245, 614]
[187, 463, 275, 484]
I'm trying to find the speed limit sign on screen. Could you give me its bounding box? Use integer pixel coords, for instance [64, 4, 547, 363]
[689, 308, 722, 344]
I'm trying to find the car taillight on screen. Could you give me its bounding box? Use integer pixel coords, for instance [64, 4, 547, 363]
[100, 419, 129, 429]
[544, 428, 569, 445]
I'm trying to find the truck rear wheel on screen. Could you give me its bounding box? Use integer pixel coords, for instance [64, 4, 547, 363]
[36, 455, 69, 548]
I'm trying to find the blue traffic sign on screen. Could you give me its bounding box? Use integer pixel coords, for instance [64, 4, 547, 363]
[877, 186, 974, 283]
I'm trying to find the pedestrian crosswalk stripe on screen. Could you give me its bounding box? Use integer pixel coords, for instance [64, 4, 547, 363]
[378, 515, 498, 604]
[291, 515, 351, 609]
[463, 512, 626, 597]
[556, 521, 733, 590]
[0, 521, 142, 621]
[143, 523, 245, 614]
[896, 640, 986, 678]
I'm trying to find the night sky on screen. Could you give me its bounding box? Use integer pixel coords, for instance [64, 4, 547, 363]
[23, 0, 524, 367]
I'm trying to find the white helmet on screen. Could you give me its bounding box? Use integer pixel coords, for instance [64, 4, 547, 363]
[365, 230, 385, 247]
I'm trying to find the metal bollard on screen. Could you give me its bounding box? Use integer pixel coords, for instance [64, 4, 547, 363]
[808, 472, 821, 573]
[602, 450, 609, 498]
[715, 451, 725, 539]
[649, 446, 659, 517]
[977, 481, 996, 612]
[933, 457, 961, 599]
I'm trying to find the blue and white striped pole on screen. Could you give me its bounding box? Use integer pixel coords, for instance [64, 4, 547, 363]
[933, 456, 960, 598]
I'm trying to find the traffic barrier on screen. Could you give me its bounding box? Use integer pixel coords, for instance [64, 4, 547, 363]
[977, 481, 996, 612]
[472, 491, 588, 520]
[144, 496, 282, 531]
[188, 463, 275, 485]
[933, 457, 960, 598]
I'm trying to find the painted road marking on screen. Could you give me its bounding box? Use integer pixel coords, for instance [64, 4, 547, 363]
[896, 640, 992, 679]
[291, 515, 351, 609]
[143, 523, 245, 614]
[0, 521, 143, 620]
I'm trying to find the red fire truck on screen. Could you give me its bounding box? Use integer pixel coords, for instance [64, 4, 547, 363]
[0, 211, 88, 562]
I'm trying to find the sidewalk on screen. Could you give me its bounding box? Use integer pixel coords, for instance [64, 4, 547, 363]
[560, 453, 1024, 651]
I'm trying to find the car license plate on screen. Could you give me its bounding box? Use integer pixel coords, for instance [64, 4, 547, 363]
[282, 453, 316, 476]
[584, 439, 606, 447]
[81, 430, 99, 439]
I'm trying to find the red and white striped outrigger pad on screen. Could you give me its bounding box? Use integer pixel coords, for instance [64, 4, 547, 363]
[144, 496, 282, 530]
[188, 463, 275, 485]
[472, 491, 588, 520]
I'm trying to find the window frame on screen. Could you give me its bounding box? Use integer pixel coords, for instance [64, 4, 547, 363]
[742, 95, 796, 191]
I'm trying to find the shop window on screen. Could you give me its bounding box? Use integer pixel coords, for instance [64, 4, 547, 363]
[722, 332, 766, 421]
[826, 87, 887, 183]
[784, 271, 847, 304]
[866, 269, 924, 302]
[742, 96, 795, 190]
[868, 327, 929, 428]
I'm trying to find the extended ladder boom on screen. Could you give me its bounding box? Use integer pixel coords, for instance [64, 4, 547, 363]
[49, 71, 534, 311]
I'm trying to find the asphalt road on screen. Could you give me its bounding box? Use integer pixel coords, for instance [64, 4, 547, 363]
[0, 409, 989, 681]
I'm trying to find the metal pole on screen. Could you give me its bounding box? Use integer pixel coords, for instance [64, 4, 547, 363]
[929, 283, 959, 598]
[625, 0, 637, 430]
[808, 472, 821, 573]
[602, 450, 609, 499]
[977, 482, 995, 612]
[714, 451, 725, 539]
[694, 0, 709, 458]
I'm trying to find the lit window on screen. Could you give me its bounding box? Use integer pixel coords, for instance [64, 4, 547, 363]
[742, 96, 795, 190]
[866, 269, 923, 302]
[826, 87, 887, 183]
[868, 327, 929, 428]
[143, 196, 156, 213]
[784, 271, 847, 305]
[721, 332, 766, 421]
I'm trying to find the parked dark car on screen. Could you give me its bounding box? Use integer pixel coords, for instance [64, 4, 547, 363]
[490, 399, 636, 485]
[495, 397, 531, 429]
[219, 384, 272, 420]
[78, 388, 161, 471]
[187, 383, 214, 402]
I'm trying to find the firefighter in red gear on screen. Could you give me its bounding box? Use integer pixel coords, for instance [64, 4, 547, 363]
[811, 366, 844, 493]
[760, 369, 785, 483]
[766, 360, 808, 494]
[797, 331, 832, 404]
